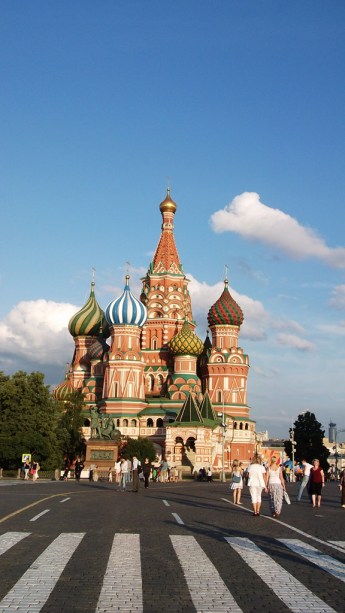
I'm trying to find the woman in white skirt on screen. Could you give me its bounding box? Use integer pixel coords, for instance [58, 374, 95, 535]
[230, 461, 244, 504]
[265, 457, 286, 518]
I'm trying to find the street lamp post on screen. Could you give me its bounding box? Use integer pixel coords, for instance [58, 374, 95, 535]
[218, 404, 227, 482]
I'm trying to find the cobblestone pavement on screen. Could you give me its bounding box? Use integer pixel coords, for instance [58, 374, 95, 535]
[0, 479, 344, 612]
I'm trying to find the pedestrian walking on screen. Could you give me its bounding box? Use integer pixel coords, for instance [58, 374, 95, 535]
[310, 459, 325, 508]
[230, 461, 243, 504]
[296, 459, 313, 501]
[24, 459, 31, 480]
[265, 457, 285, 518]
[247, 455, 267, 516]
[107, 467, 113, 483]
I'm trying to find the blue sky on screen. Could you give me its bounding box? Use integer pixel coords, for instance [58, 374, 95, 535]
[1, 1, 345, 440]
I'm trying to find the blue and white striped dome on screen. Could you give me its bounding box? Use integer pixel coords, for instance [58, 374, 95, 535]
[105, 275, 148, 327]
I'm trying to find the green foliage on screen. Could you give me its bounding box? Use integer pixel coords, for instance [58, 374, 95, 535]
[0, 371, 86, 470]
[55, 390, 85, 463]
[120, 436, 157, 463]
[0, 371, 61, 469]
[284, 411, 330, 471]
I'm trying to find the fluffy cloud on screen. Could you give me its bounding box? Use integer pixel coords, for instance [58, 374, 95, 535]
[276, 333, 316, 352]
[0, 300, 78, 367]
[210, 192, 345, 268]
[187, 274, 269, 341]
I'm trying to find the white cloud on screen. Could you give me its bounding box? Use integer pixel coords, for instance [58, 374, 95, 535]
[187, 274, 269, 341]
[272, 318, 305, 334]
[210, 192, 345, 268]
[330, 284, 345, 310]
[276, 333, 316, 352]
[0, 300, 78, 366]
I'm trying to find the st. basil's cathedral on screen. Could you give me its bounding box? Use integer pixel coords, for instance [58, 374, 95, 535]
[54, 190, 256, 471]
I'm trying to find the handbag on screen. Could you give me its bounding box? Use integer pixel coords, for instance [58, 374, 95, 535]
[232, 474, 241, 483]
[283, 490, 291, 504]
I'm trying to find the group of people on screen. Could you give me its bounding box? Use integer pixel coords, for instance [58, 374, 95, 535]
[22, 458, 40, 481]
[112, 457, 172, 491]
[230, 456, 341, 517]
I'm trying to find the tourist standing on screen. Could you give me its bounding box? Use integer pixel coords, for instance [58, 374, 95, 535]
[310, 459, 325, 508]
[120, 458, 128, 492]
[247, 456, 267, 516]
[132, 456, 141, 492]
[339, 469, 345, 508]
[160, 458, 169, 482]
[74, 457, 84, 482]
[142, 458, 152, 489]
[265, 457, 285, 518]
[296, 459, 313, 501]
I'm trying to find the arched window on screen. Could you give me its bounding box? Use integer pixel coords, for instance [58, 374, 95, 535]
[116, 419, 120, 427]
[151, 337, 158, 350]
[156, 418, 163, 428]
[245, 423, 248, 430]
[148, 374, 154, 391]
[234, 422, 237, 429]
[123, 419, 128, 427]
[131, 419, 137, 427]
[147, 418, 153, 427]
[158, 374, 164, 391]
[239, 422, 243, 430]
[217, 390, 222, 403]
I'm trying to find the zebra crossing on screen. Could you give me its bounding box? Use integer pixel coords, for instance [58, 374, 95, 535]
[0, 531, 344, 612]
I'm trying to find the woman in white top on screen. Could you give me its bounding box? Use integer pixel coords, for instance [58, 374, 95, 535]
[247, 455, 267, 516]
[265, 457, 286, 518]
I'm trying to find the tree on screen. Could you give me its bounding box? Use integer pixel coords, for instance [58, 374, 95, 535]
[284, 411, 329, 471]
[55, 390, 86, 463]
[120, 437, 157, 463]
[0, 371, 61, 469]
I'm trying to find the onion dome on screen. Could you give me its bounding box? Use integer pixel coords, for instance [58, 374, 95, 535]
[52, 377, 74, 401]
[105, 275, 148, 327]
[207, 279, 244, 327]
[168, 320, 203, 357]
[68, 280, 104, 337]
[88, 336, 110, 361]
[159, 187, 177, 214]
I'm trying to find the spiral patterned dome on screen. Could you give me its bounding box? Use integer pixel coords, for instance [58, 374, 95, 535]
[207, 280, 244, 327]
[168, 320, 203, 357]
[52, 377, 74, 401]
[68, 281, 105, 338]
[105, 275, 148, 327]
[88, 337, 110, 361]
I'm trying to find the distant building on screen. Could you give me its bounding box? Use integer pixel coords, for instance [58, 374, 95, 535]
[53, 190, 256, 470]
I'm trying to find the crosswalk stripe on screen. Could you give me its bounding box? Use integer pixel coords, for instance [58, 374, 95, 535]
[0, 532, 31, 556]
[279, 539, 345, 583]
[0, 532, 84, 612]
[96, 533, 142, 612]
[226, 537, 336, 613]
[171, 535, 242, 612]
[328, 540, 345, 550]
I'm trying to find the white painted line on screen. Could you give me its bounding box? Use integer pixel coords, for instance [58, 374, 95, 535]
[162, 499, 170, 506]
[221, 497, 345, 555]
[0, 532, 84, 611]
[279, 539, 345, 583]
[226, 537, 336, 613]
[171, 535, 242, 612]
[96, 533, 143, 612]
[329, 540, 345, 550]
[221, 498, 252, 512]
[0, 532, 31, 556]
[30, 509, 50, 522]
[59, 497, 70, 503]
[172, 512, 184, 525]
